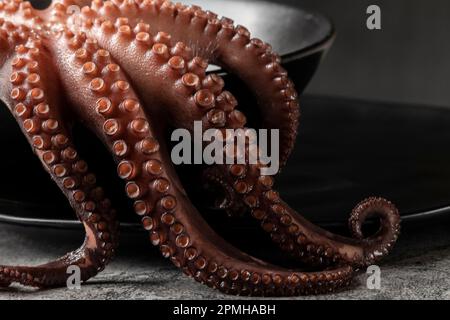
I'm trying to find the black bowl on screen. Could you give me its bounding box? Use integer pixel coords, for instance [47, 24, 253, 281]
[182, 0, 335, 93]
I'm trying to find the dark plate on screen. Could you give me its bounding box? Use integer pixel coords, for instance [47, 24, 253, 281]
[2, 94, 450, 230]
[279, 95, 450, 225]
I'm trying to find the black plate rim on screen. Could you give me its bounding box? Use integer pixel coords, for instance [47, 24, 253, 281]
[1, 203, 449, 230]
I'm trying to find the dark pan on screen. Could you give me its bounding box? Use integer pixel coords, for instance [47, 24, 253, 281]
[2, 94, 450, 229]
[3, 0, 449, 230]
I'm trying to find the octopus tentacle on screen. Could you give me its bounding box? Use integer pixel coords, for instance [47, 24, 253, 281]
[0, 0, 401, 296]
[53, 0, 91, 6]
[0, 0, 40, 27]
[84, 0, 299, 167]
[0, 36, 118, 288]
[47, 31, 358, 296]
[0, 12, 30, 55]
[204, 163, 400, 268]
[70, 9, 401, 268]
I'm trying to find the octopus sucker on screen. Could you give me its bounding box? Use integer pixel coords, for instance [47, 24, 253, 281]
[83, 0, 299, 166]
[49, 30, 354, 296]
[0, 0, 400, 296]
[0, 29, 118, 288]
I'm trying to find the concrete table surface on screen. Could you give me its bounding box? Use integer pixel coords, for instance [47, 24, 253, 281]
[0, 218, 449, 300]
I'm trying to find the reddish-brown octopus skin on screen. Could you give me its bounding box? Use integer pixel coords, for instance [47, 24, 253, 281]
[0, 0, 400, 296]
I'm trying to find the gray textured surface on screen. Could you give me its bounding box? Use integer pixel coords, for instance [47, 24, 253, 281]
[0, 218, 449, 300]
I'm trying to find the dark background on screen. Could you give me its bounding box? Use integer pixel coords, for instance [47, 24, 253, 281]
[270, 0, 450, 107]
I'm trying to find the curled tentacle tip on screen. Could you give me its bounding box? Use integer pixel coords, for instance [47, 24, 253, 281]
[349, 197, 400, 237]
[349, 197, 401, 265]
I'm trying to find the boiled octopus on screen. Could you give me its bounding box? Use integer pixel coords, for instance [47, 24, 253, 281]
[0, 0, 401, 296]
